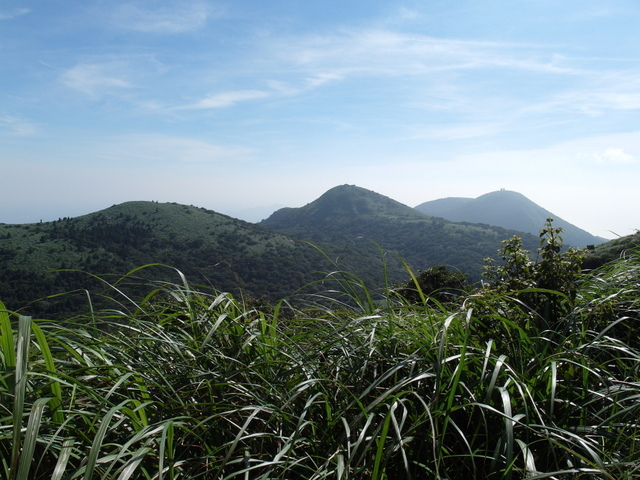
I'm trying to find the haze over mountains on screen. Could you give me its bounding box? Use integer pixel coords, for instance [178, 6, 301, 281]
[415, 189, 607, 248]
[0, 184, 627, 315]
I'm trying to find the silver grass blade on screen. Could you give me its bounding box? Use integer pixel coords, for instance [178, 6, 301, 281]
[15, 396, 51, 480]
[10, 316, 31, 479]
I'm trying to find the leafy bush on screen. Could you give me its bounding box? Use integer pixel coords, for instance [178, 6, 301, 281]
[482, 218, 585, 328]
[395, 265, 468, 305]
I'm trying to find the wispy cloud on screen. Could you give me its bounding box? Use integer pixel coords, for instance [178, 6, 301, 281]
[60, 63, 134, 96]
[410, 122, 506, 140]
[559, 90, 640, 114]
[111, 1, 219, 33]
[515, 70, 640, 119]
[263, 73, 342, 98]
[0, 8, 30, 20]
[268, 27, 640, 138]
[100, 133, 254, 163]
[178, 90, 270, 109]
[58, 54, 166, 101]
[592, 148, 637, 165]
[254, 27, 587, 129]
[275, 29, 574, 79]
[304, 72, 343, 88]
[0, 115, 37, 136]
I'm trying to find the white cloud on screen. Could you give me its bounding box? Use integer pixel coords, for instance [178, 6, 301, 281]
[178, 90, 269, 109]
[60, 63, 133, 96]
[264, 80, 300, 96]
[556, 90, 640, 115]
[262, 73, 342, 98]
[0, 8, 30, 20]
[276, 29, 573, 79]
[0, 116, 36, 136]
[111, 1, 218, 33]
[305, 72, 343, 88]
[409, 122, 506, 140]
[597, 148, 637, 165]
[251, 28, 588, 128]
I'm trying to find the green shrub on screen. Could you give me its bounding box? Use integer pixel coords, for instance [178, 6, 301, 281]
[482, 218, 585, 329]
[395, 265, 468, 305]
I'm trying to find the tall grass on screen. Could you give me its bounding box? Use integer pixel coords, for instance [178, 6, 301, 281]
[1, 254, 639, 479]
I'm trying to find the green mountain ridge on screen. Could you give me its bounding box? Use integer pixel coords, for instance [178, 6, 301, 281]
[259, 184, 543, 279]
[0, 201, 333, 315]
[262, 184, 430, 238]
[2, 186, 635, 316]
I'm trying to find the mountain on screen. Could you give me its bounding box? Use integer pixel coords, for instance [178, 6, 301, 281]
[260, 184, 541, 281]
[415, 190, 606, 247]
[262, 184, 430, 235]
[0, 201, 336, 315]
[4, 187, 611, 317]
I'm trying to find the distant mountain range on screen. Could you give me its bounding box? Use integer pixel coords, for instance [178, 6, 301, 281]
[415, 190, 606, 247]
[0, 185, 632, 316]
[259, 184, 542, 279]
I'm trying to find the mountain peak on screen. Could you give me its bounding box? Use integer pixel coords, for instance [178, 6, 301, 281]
[259, 185, 546, 282]
[478, 189, 525, 198]
[261, 184, 426, 228]
[415, 190, 606, 247]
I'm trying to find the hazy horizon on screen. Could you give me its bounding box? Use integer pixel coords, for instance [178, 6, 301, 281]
[0, 186, 621, 240]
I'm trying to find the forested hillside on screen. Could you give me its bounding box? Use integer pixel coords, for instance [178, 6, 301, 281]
[260, 185, 542, 279]
[0, 201, 334, 315]
[2, 187, 635, 318]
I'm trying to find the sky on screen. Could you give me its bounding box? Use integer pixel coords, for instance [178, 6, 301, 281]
[1, 0, 639, 239]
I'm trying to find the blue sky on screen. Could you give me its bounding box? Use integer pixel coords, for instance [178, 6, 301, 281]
[1, 0, 639, 238]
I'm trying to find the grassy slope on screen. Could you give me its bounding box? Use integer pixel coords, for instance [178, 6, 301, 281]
[0, 201, 338, 315]
[583, 230, 640, 268]
[1, 249, 638, 479]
